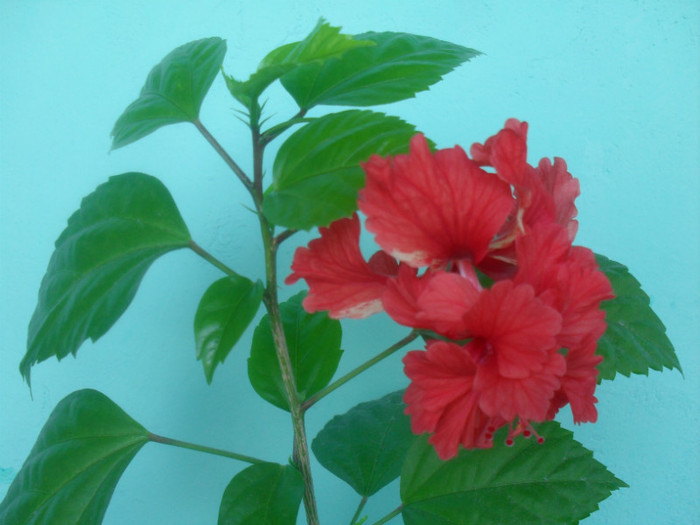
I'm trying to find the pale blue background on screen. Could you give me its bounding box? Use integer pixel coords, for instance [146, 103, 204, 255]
[1, 1, 698, 524]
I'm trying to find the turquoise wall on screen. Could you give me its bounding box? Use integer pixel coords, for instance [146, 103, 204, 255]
[1, 1, 698, 523]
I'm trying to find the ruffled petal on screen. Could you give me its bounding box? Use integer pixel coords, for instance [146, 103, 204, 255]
[403, 341, 498, 459]
[359, 134, 513, 267]
[415, 271, 481, 339]
[464, 281, 563, 379]
[286, 214, 392, 319]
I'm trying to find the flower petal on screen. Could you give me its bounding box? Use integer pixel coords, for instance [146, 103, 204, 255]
[465, 281, 563, 378]
[286, 214, 391, 319]
[360, 134, 513, 267]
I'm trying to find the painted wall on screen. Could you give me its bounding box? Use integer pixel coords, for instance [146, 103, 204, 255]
[1, 1, 698, 523]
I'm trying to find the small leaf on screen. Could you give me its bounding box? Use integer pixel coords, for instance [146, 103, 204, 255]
[111, 37, 227, 149]
[595, 254, 681, 381]
[401, 422, 626, 525]
[218, 463, 304, 525]
[224, 19, 373, 109]
[264, 110, 424, 229]
[248, 292, 342, 410]
[194, 275, 264, 384]
[21, 173, 191, 384]
[0, 389, 149, 524]
[312, 390, 414, 497]
[280, 31, 480, 109]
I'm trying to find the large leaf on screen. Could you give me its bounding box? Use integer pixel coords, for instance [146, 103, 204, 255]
[194, 275, 265, 384]
[312, 390, 414, 497]
[218, 463, 304, 525]
[21, 173, 191, 384]
[111, 37, 227, 149]
[224, 19, 373, 109]
[595, 254, 681, 381]
[248, 292, 342, 410]
[0, 389, 149, 524]
[263, 110, 423, 229]
[401, 422, 626, 525]
[279, 31, 480, 109]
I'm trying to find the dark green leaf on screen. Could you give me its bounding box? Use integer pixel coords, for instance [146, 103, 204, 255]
[248, 292, 342, 410]
[401, 422, 626, 525]
[595, 254, 681, 381]
[280, 31, 480, 109]
[194, 275, 264, 384]
[0, 389, 149, 525]
[263, 110, 423, 229]
[224, 19, 372, 109]
[218, 463, 304, 525]
[312, 390, 414, 497]
[111, 37, 227, 149]
[21, 173, 191, 384]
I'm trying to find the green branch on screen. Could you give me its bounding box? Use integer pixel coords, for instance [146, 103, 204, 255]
[189, 240, 237, 276]
[302, 330, 419, 411]
[149, 433, 266, 464]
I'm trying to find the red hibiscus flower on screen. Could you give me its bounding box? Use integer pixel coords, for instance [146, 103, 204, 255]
[286, 120, 612, 458]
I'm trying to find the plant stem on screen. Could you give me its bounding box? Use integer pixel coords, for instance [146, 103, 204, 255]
[370, 505, 403, 525]
[302, 330, 419, 411]
[252, 116, 320, 525]
[148, 433, 266, 464]
[194, 118, 255, 195]
[350, 496, 368, 525]
[188, 240, 237, 276]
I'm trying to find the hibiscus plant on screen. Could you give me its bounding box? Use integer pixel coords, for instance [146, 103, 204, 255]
[1, 19, 681, 525]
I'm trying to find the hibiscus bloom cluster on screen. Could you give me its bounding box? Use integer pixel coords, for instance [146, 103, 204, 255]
[286, 119, 614, 460]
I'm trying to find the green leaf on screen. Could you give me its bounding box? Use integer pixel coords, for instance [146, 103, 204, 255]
[218, 463, 304, 525]
[0, 389, 149, 525]
[248, 292, 342, 410]
[224, 19, 373, 109]
[263, 110, 424, 229]
[194, 275, 264, 384]
[21, 173, 191, 384]
[312, 390, 415, 497]
[279, 31, 481, 109]
[111, 37, 227, 149]
[595, 254, 681, 381]
[401, 422, 626, 525]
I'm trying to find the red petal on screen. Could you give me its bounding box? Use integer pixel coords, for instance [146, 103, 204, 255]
[403, 341, 496, 459]
[465, 281, 562, 378]
[359, 134, 513, 267]
[286, 214, 389, 319]
[415, 271, 480, 339]
[475, 349, 565, 422]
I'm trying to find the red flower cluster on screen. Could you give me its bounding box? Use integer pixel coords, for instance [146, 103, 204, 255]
[286, 120, 613, 460]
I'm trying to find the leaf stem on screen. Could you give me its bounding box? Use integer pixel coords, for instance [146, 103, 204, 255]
[370, 505, 403, 525]
[194, 118, 255, 195]
[302, 330, 419, 411]
[274, 229, 299, 247]
[260, 109, 310, 145]
[148, 433, 266, 464]
[350, 496, 368, 525]
[188, 240, 237, 276]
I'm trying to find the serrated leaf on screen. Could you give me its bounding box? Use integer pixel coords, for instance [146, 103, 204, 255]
[248, 292, 342, 410]
[0, 389, 149, 525]
[401, 422, 626, 525]
[312, 390, 414, 497]
[595, 254, 681, 381]
[21, 173, 191, 384]
[218, 463, 304, 525]
[194, 275, 264, 384]
[263, 110, 424, 229]
[224, 19, 373, 109]
[279, 31, 480, 109]
[111, 37, 227, 149]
